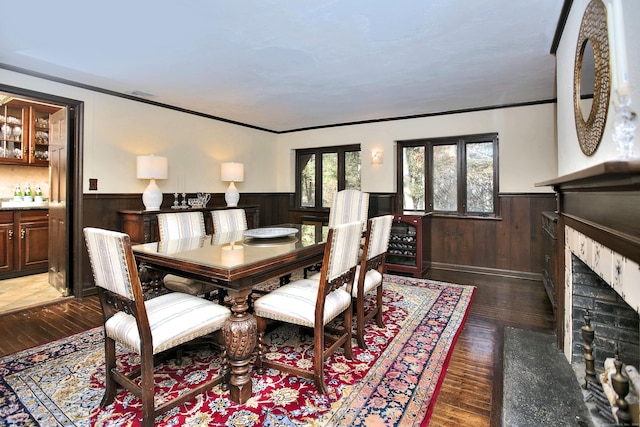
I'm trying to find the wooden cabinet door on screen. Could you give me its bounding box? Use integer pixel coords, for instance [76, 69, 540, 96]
[0, 215, 15, 273]
[17, 212, 49, 271]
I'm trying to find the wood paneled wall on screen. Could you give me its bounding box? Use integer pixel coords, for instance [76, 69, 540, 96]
[78, 192, 554, 296]
[430, 193, 556, 277]
[79, 192, 291, 296]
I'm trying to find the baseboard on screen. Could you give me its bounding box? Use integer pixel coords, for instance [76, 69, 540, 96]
[429, 262, 541, 281]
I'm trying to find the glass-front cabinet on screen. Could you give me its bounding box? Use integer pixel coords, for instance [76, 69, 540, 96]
[385, 213, 431, 278]
[0, 102, 27, 164]
[0, 98, 60, 166]
[31, 107, 52, 165]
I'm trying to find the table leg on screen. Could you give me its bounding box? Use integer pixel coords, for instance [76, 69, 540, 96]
[222, 289, 257, 403]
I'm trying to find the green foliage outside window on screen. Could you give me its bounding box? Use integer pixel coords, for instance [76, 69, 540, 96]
[296, 145, 361, 209]
[399, 134, 498, 216]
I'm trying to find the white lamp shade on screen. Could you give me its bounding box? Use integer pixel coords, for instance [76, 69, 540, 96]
[221, 162, 244, 182]
[137, 155, 168, 179]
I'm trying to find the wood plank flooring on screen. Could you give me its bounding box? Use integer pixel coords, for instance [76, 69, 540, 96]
[427, 270, 554, 427]
[0, 270, 554, 426]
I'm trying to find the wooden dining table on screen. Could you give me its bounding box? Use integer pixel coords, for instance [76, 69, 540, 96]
[131, 223, 327, 404]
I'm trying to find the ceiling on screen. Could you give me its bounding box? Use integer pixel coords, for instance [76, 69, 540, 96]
[0, 1, 564, 133]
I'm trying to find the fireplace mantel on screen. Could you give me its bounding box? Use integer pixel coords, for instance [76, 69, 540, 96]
[536, 160, 640, 348]
[537, 160, 640, 190]
[536, 160, 640, 264]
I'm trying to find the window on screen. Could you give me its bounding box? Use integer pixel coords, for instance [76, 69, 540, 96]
[399, 133, 498, 216]
[296, 145, 361, 209]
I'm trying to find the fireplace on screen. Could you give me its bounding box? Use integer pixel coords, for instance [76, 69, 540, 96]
[538, 161, 640, 425]
[570, 254, 640, 370]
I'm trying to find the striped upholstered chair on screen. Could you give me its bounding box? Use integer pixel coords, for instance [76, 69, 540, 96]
[83, 227, 231, 427]
[328, 189, 370, 232]
[157, 211, 206, 241]
[211, 209, 248, 234]
[254, 221, 362, 393]
[157, 212, 220, 298]
[352, 215, 394, 349]
[301, 188, 369, 278]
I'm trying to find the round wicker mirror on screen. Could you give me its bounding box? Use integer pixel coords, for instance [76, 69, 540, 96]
[574, 0, 611, 156]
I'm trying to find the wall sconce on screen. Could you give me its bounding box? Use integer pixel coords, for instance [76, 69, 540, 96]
[221, 162, 244, 207]
[136, 155, 168, 211]
[371, 149, 384, 164]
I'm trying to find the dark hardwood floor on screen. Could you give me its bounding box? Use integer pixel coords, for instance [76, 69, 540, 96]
[426, 269, 555, 427]
[0, 270, 554, 426]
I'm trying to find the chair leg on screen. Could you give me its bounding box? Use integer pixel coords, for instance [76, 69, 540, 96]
[100, 336, 118, 407]
[217, 289, 227, 305]
[344, 307, 354, 360]
[355, 295, 366, 349]
[375, 285, 384, 328]
[314, 326, 327, 394]
[140, 349, 156, 427]
[279, 274, 291, 286]
[220, 345, 230, 391]
[255, 316, 266, 374]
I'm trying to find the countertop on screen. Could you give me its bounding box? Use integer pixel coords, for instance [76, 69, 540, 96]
[0, 201, 49, 211]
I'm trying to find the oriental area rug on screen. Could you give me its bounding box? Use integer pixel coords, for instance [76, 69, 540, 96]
[0, 274, 474, 427]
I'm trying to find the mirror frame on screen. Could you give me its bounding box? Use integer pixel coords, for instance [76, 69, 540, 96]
[574, 0, 611, 156]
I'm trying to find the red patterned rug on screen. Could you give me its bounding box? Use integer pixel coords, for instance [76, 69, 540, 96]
[0, 274, 474, 426]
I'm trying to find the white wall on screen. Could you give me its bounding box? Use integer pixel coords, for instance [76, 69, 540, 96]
[276, 103, 558, 194]
[0, 69, 278, 196]
[2, 68, 557, 196]
[557, 0, 640, 175]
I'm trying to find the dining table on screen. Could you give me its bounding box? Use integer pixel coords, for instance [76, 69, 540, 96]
[131, 223, 327, 404]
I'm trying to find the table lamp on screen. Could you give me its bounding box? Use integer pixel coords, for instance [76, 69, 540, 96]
[137, 155, 168, 211]
[221, 162, 244, 207]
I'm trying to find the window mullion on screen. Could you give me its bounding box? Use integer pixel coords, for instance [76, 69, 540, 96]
[337, 150, 345, 190]
[426, 143, 433, 212]
[316, 150, 323, 209]
[458, 140, 466, 215]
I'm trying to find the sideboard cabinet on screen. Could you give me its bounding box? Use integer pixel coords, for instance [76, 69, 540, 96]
[385, 213, 431, 278]
[119, 205, 260, 244]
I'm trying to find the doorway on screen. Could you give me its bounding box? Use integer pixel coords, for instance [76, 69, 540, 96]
[0, 84, 83, 301]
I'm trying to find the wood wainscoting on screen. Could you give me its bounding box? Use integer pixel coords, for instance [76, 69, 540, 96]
[79, 192, 292, 297]
[430, 193, 556, 278]
[78, 192, 554, 296]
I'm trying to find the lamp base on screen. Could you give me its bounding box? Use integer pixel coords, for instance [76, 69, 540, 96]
[225, 181, 240, 207]
[142, 178, 163, 210]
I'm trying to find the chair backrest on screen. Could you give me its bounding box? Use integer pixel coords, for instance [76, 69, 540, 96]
[158, 235, 206, 254]
[318, 221, 362, 290]
[328, 189, 370, 231]
[83, 227, 140, 302]
[312, 221, 362, 326]
[211, 229, 246, 245]
[363, 215, 394, 261]
[157, 212, 206, 241]
[211, 209, 248, 234]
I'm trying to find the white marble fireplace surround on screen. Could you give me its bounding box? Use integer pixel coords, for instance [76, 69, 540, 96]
[564, 225, 640, 362]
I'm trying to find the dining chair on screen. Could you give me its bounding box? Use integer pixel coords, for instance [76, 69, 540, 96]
[157, 212, 220, 299]
[352, 214, 394, 349]
[328, 189, 370, 231]
[83, 227, 231, 427]
[211, 209, 248, 234]
[303, 188, 368, 278]
[253, 221, 362, 393]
